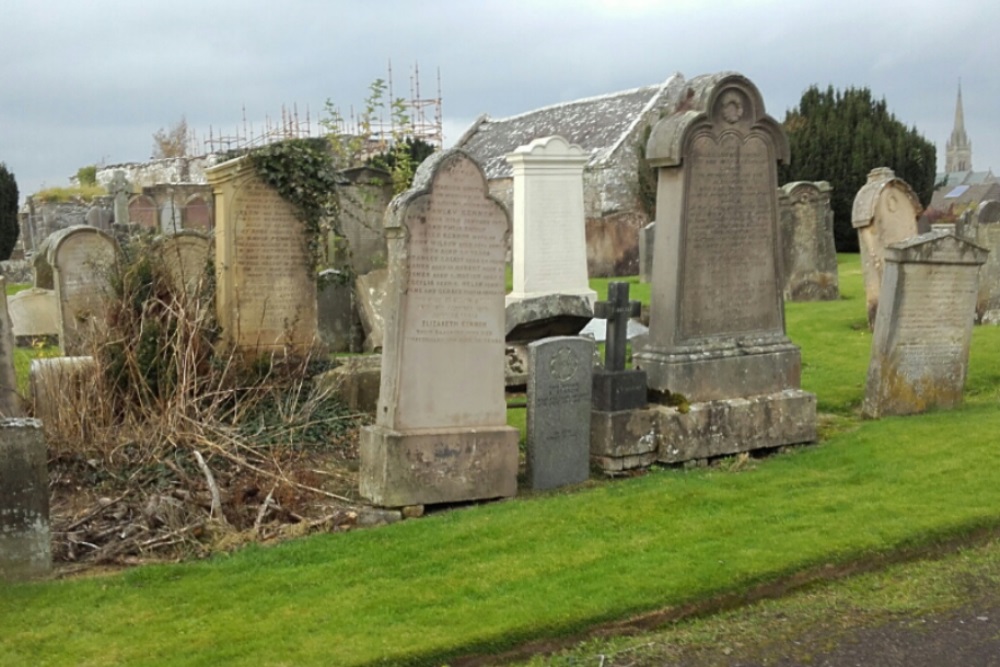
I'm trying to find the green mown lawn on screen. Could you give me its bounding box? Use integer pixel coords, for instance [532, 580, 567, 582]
[3, 255, 1000, 666]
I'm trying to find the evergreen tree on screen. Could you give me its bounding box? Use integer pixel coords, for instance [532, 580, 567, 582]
[779, 86, 936, 251]
[0, 163, 18, 261]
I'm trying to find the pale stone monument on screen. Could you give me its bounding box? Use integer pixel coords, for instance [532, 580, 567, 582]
[863, 227, 987, 418]
[970, 200, 1000, 323]
[638, 222, 655, 283]
[109, 170, 131, 226]
[622, 72, 815, 467]
[156, 230, 212, 296]
[360, 149, 519, 507]
[778, 181, 839, 301]
[526, 336, 594, 491]
[0, 280, 22, 417]
[852, 167, 922, 329]
[354, 268, 388, 353]
[205, 157, 317, 353]
[505, 135, 596, 306]
[0, 418, 50, 581]
[47, 226, 119, 355]
[7, 288, 58, 343]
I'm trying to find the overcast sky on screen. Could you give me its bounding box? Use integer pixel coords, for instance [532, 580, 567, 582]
[1, 0, 998, 201]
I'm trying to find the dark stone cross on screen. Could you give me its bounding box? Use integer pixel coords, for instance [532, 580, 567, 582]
[594, 281, 641, 372]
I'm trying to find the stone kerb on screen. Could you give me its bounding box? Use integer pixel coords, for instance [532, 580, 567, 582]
[359, 149, 519, 508]
[505, 135, 596, 306]
[972, 199, 1000, 322]
[863, 228, 987, 418]
[851, 167, 923, 329]
[205, 156, 317, 353]
[48, 225, 119, 355]
[779, 181, 839, 301]
[0, 418, 50, 581]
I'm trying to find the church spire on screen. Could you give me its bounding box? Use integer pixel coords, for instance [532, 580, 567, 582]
[946, 80, 972, 173]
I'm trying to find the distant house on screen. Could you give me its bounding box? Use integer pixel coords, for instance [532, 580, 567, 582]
[455, 74, 687, 276]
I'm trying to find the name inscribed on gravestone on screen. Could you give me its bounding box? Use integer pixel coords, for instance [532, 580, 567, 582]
[681, 133, 780, 339]
[233, 180, 311, 336]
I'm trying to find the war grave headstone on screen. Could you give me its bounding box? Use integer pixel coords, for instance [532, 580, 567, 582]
[206, 157, 317, 353]
[863, 227, 987, 418]
[359, 149, 519, 508]
[639, 222, 655, 284]
[526, 336, 594, 491]
[7, 288, 58, 344]
[970, 200, 1000, 323]
[852, 167, 923, 329]
[156, 230, 212, 297]
[0, 279, 22, 417]
[779, 181, 839, 301]
[48, 226, 119, 355]
[0, 418, 50, 581]
[621, 72, 816, 467]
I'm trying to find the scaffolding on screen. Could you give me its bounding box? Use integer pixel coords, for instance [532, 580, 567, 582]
[204, 103, 318, 154]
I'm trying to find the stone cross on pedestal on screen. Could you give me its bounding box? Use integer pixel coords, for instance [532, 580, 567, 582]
[595, 282, 641, 372]
[592, 281, 646, 412]
[109, 170, 130, 226]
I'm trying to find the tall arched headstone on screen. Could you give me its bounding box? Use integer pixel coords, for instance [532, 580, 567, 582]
[360, 149, 519, 507]
[972, 199, 1000, 322]
[779, 181, 839, 301]
[48, 226, 119, 355]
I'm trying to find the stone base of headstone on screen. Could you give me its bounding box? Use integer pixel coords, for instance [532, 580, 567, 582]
[504, 293, 595, 343]
[1, 418, 51, 581]
[359, 425, 519, 508]
[785, 272, 840, 302]
[591, 368, 647, 412]
[636, 342, 802, 403]
[312, 355, 382, 414]
[591, 389, 816, 473]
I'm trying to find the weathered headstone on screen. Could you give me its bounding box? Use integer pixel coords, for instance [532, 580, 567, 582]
[206, 157, 317, 353]
[779, 181, 839, 301]
[360, 149, 519, 507]
[48, 226, 119, 355]
[638, 222, 655, 284]
[160, 199, 181, 234]
[0, 280, 22, 416]
[852, 167, 922, 329]
[317, 269, 363, 353]
[0, 418, 50, 581]
[156, 230, 211, 296]
[7, 288, 58, 344]
[85, 205, 111, 231]
[971, 200, 1000, 323]
[592, 282, 646, 411]
[526, 336, 594, 491]
[354, 268, 388, 353]
[505, 135, 596, 306]
[338, 166, 392, 275]
[109, 170, 131, 226]
[863, 227, 987, 417]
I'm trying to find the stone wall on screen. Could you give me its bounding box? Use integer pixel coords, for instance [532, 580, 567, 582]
[95, 155, 220, 189]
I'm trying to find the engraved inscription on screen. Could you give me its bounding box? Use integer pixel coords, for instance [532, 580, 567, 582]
[680, 133, 781, 339]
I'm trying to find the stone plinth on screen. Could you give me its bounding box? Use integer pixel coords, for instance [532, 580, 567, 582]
[505, 136, 596, 306]
[852, 167, 923, 329]
[863, 229, 987, 418]
[505, 294, 593, 343]
[779, 181, 839, 301]
[0, 418, 50, 581]
[205, 157, 317, 353]
[360, 150, 518, 507]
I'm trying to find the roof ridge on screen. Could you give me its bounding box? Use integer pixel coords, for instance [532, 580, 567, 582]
[486, 82, 664, 125]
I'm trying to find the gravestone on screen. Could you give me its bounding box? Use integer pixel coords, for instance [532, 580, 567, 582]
[623, 72, 815, 467]
[206, 157, 317, 353]
[592, 282, 647, 411]
[779, 181, 839, 301]
[354, 268, 388, 352]
[0, 418, 50, 581]
[109, 170, 131, 226]
[638, 222, 655, 283]
[7, 288, 58, 343]
[505, 135, 596, 306]
[971, 200, 1000, 323]
[526, 336, 594, 491]
[359, 149, 519, 507]
[863, 227, 987, 418]
[338, 166, 392, 275]
[852, 167, 922, 329]
[156, 230, 211, 296]
[160, 199, 181, 234]
[317, 269, 363, 353]
[30, 356, 96, 427]
[128, 195, 158, 229]
[0, 280, 22, 416]
[48, 226, 119, 355]
[85, 205, 111, 231]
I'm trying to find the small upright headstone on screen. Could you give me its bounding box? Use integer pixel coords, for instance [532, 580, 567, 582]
[638, 222, 655, 284]
[970, 200, 1000, 323]
[592, 282, 647, 412]
[852, 167, 922, 329]
[0, 280, 22, 416]
[354, 268, 388, 353]
[863, 227, 987, 417]
[359, 149, 519, 507]
[527, 336, 594, 491]
[109, 170, 130, 227]
[156, 230, 211, 297]
[48, 226, 119, 355]
[0, 418, 50, 581]
[7, 288, 58, 343]
[160, 199, 181, 234]
[205, 157, 317, 353]
[85, 206, 111, 231]
[779, 181, 839, 301]
[317, 269, 363, 353]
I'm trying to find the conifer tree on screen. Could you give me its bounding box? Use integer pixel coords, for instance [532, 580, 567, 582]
[0, 162, 18, 261]
[780, 86, 936, 251]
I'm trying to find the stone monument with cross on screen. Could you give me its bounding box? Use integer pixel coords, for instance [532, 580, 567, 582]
[592, 282, 647, 411]
[108, 170, 131, 227]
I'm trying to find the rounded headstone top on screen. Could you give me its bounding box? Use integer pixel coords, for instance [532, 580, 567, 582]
[851, 167, 922, 229]
[505, 135, 589, 164]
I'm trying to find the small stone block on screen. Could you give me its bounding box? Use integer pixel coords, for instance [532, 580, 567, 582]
[592, 368, 648, 412]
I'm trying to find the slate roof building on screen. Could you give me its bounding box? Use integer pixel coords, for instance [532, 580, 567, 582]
[455, 74, 687, 276]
